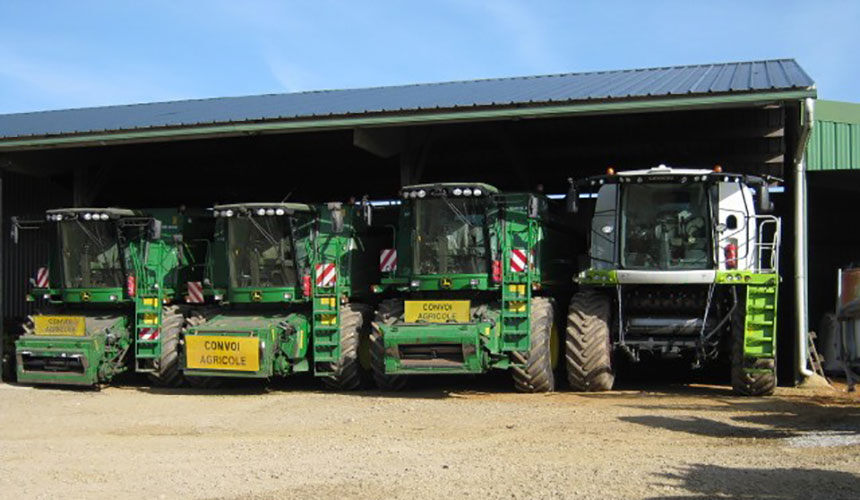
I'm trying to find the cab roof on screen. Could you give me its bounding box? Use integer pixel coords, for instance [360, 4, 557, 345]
[401, 182, 499, 193]
[46, 207, 138, 217]
[213, 202, 314, 213]
[616, 164, 715, 177]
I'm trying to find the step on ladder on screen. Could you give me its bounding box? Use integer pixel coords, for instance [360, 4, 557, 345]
[742, 284, 777, 373]
[500, 204, 534, 353]
[312, 232, 344, 375]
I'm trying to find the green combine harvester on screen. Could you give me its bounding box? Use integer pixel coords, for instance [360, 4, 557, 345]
[565, 165, 781, 396]
[11, 208, 211, 387]
[370, 183, 575, 392]
[180, 202, 380, 389]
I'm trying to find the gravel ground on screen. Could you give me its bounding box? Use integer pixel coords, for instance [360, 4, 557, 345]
[0, 375, 858, 500]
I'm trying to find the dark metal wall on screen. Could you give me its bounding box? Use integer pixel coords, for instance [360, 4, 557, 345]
[2, 173, 71, 318]
[1, 104, 788, 206]
[1, 171, 71, 319]
[806, 172, 860, 329]
[0, 170, 72, 377]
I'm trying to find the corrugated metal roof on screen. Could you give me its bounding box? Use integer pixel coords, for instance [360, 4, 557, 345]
[0, 59, 814, 141]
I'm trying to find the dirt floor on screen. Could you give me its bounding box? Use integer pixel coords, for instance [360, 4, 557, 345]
[1, 374, 859, 500]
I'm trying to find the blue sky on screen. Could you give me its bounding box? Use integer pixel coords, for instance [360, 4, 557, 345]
[0, 0, 857, 114]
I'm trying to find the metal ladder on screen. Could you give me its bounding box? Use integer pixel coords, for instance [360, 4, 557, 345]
[311, 230, 343, 375]
[743, 284, 777, 364]
[133, 261, 166, 367]
[500, 205, 534, 353]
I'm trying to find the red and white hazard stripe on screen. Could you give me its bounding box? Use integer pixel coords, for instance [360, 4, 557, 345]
[315, 263, 337, 288]
[126, 275, 137, 297]
[379, 249, 397, 272]
[187, 281, 204, 303]
[35, 267, 49, 288]
[510, 248, 527, 273]
[138, 328, 159, 341]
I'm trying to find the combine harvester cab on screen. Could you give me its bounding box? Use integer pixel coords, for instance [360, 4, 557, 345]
[371, 183, 576, 392]
[181, 202, 379, 389]
[565, 165, 781, 396]
[12, 208, 211, 387]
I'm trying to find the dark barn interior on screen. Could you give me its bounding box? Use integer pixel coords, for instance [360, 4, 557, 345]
[1, 59, 822, 384]
[3, 104, 795, 206]
[1, 102, 805, 381]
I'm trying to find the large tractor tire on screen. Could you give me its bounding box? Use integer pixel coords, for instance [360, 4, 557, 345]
[370, 299, 407, 391]
[322, 302, 370, 390]
[565, 290, 615, 392]
[512, 297, 557, 393]
[147, 305, 185, 387]
[731, 290, 776, 396]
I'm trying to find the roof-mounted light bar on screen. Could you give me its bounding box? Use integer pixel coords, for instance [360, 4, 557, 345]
[212, 206, 288, 217]
[46, 212, 111, 222]
[400, 186, 486, 199]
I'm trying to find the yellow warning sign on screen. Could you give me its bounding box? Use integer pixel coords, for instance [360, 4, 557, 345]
[33, 316, 86, 336]
[404, 300, 470, 323]
[185, 336, 260, 372]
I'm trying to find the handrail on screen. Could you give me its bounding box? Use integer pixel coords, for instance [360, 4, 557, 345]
[750, 215, 781, 274]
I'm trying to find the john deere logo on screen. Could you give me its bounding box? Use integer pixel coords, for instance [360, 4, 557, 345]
[81, 291, 91, 302]
[251, 290, 262, 302]
[440, 277, 452, 289]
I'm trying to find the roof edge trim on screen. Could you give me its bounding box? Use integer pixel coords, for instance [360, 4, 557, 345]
[0, 89, 816, 151]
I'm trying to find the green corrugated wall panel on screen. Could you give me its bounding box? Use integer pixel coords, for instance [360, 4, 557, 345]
[807, 100, 860, 172]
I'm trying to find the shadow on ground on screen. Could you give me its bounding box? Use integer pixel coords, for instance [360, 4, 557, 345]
[648, 464, 860, 499]
[142, 371, 524, 399]
[619, 390, 860, 441]
[128, 355, 739, 399]
[619, 414, 795, 439]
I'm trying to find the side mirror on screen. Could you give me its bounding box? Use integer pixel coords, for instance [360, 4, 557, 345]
[757, 184, 773, 214]
[565, 183, 579, 214]
[361, 196, 372, 226]
[328, 202, 344, 233]
[527, 196, 540, 219]
[11, 218, 19, 244]
[148, 219, 162, 241]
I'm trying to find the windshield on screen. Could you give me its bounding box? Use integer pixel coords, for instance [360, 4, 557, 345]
[59, 220, 124, 288]
[228, 215, 297, 288]
[620, 184, 711, 270]
[413, 197, 488, 275]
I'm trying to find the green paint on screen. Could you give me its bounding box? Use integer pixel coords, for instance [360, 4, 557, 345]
[714, 270, 778, 286]
[379, 323, 489, 374]
[381, 274, 492, 291]
[743, 284, 778, 360]
[182, 202, 379, 380]
[377, 187, 575, 375]
[14, 208, 209, 386]
[16, 315, 128, 386]
[814, 100, 860, 125]
[576, 269, 618, 285]
[183, 313, 310, 378]
[228, 286, 302, 304]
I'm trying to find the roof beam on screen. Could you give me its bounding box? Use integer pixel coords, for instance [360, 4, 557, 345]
[0, 90, 815, 152]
